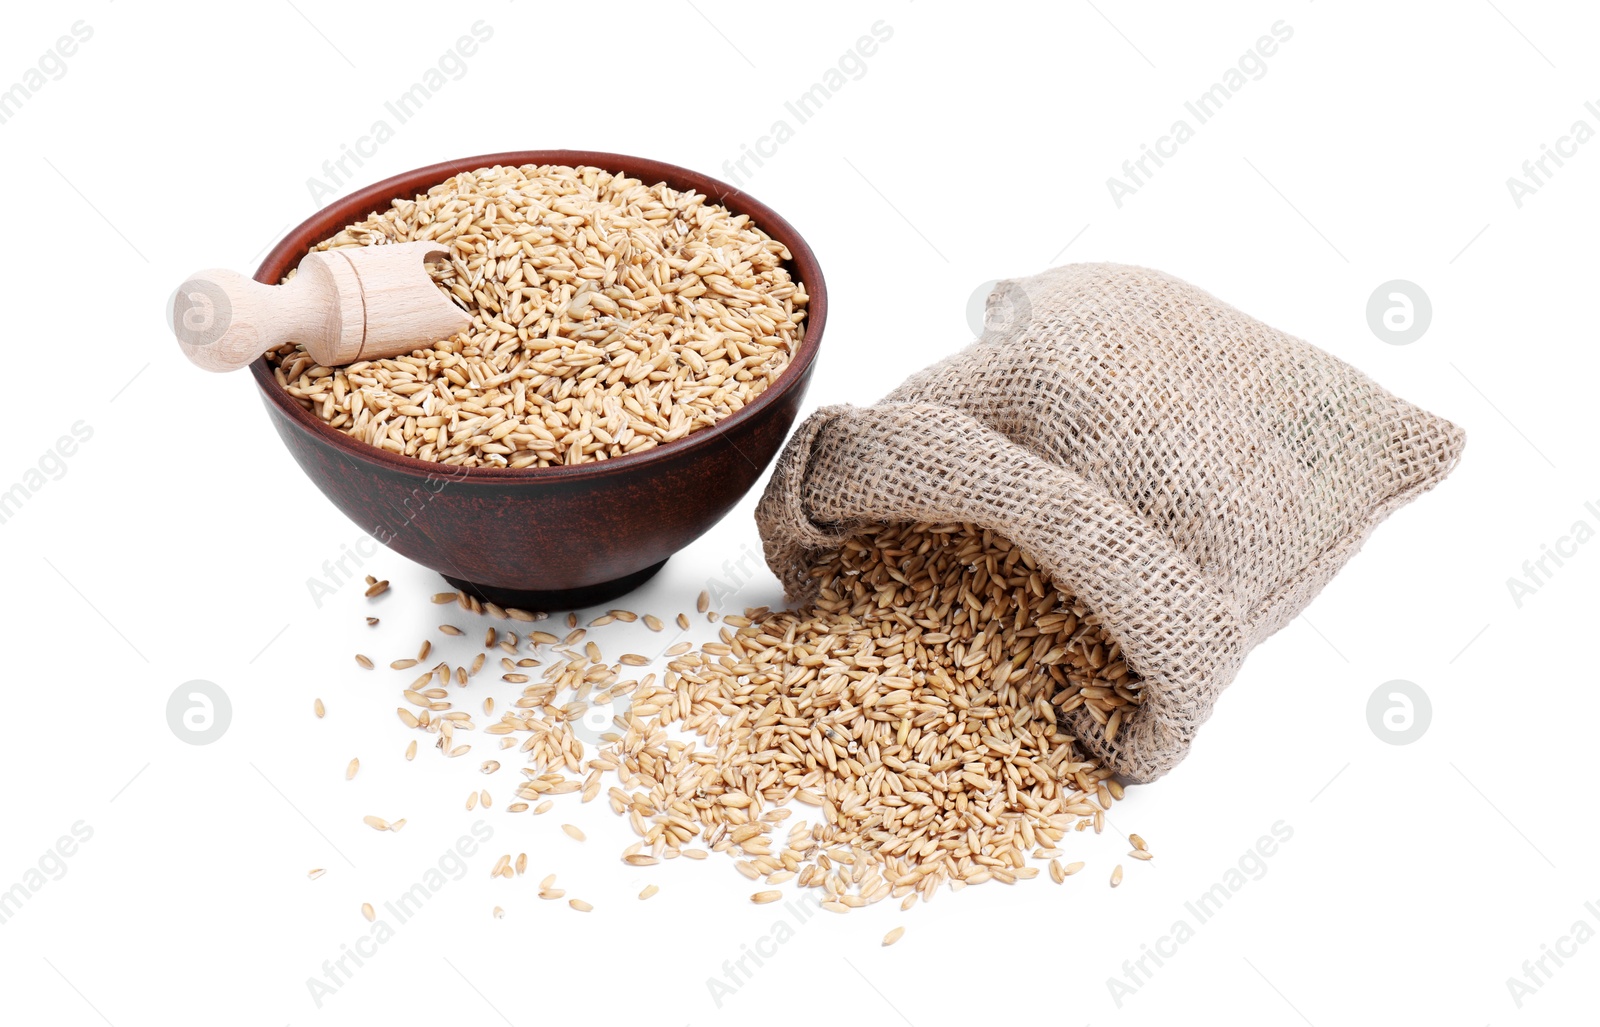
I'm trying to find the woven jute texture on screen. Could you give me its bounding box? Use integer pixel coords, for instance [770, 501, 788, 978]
[756, 264, 1466, 782]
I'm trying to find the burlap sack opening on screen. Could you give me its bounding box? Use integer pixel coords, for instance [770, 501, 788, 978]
[756, 264, 1466, 782]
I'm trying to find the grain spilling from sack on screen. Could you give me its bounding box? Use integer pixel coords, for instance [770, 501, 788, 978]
[758, 263, 1466, 781]
[473, 521, 1141, 907]
[269, 164, 808, 467]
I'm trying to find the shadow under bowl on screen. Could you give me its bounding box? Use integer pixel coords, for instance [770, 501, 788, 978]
[248, 149, 826, 610]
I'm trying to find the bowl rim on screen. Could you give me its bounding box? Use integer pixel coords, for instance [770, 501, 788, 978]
[247, 149, 827, 483]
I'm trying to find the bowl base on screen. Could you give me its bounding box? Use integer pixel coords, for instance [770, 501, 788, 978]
[443, 560, 668, 613]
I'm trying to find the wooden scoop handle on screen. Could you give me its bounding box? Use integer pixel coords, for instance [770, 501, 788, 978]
[172, 241, 472, 373]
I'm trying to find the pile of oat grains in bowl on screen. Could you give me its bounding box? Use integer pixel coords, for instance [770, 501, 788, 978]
[340, 522, 1152, 943]
[269, 163, 809, 467]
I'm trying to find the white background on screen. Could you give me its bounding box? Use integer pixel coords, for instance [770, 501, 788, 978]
[1, 1, 1594, 1024]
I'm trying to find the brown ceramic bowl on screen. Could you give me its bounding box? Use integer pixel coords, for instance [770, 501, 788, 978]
[249, 150, 826, 609]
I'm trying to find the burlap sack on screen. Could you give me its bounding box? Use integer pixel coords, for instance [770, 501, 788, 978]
[756, 263, 1466, 782]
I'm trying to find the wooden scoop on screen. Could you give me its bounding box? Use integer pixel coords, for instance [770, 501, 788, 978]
[172, 241, 472, 372]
